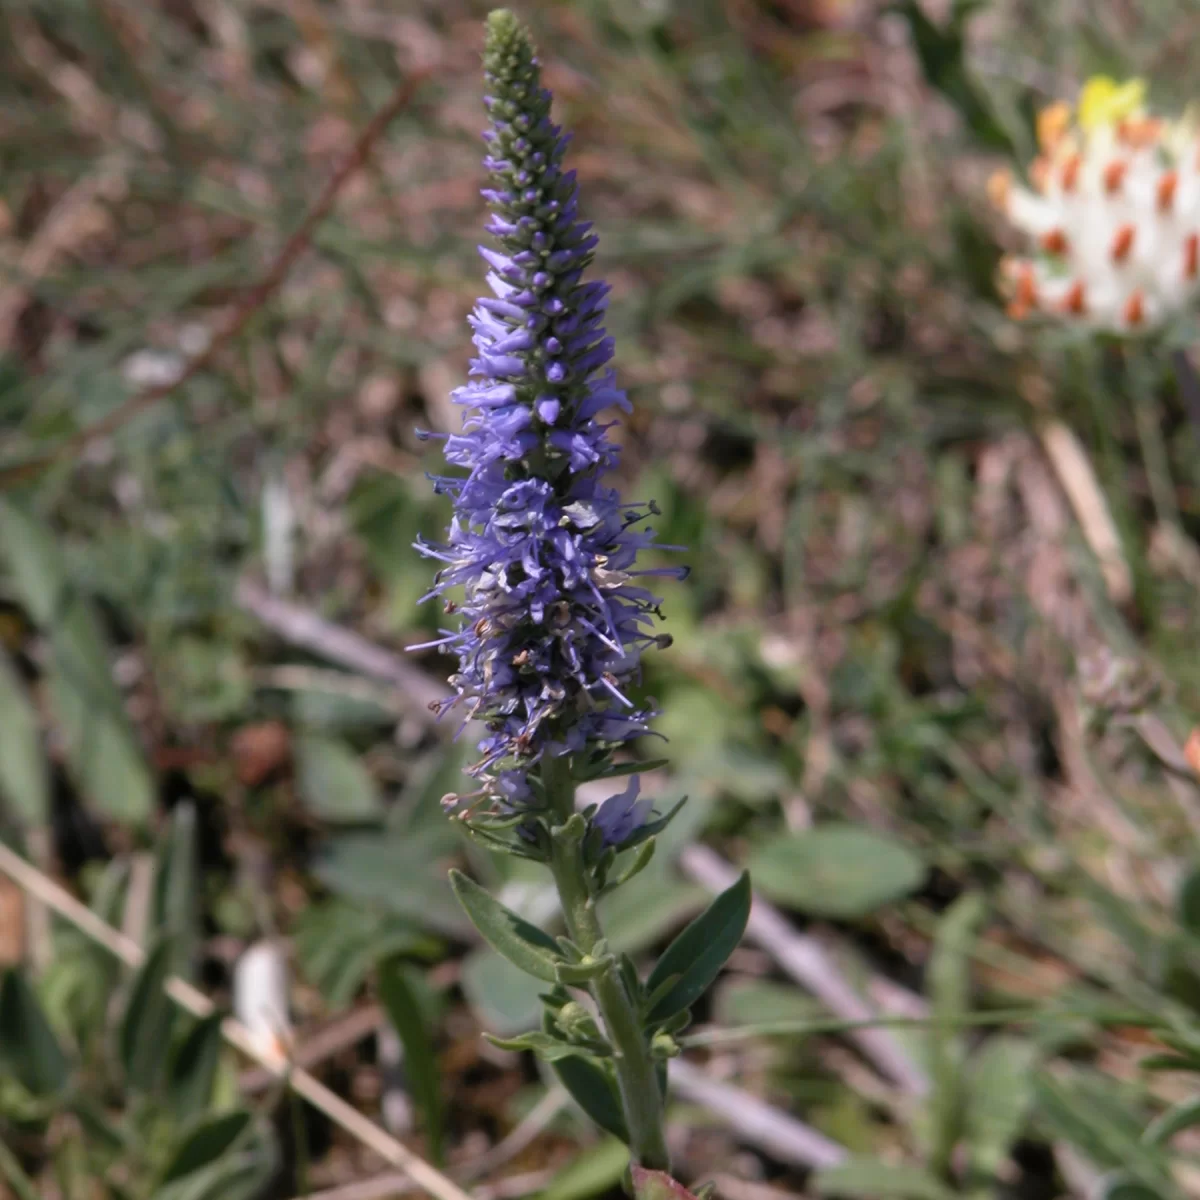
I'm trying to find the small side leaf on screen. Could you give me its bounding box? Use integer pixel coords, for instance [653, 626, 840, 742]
[643, 871, 751, 1025]
[552, 1054, 630, 1144]
[119, 937, 177, 1093]
[449, 870, 561, 983]
[0, 969, 70, 1096]
[377, 957, 445, 1164]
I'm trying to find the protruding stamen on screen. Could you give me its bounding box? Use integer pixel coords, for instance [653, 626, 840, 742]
[1062, 280, 1087, 315]
[1110, 223, 1135, 263]
[1037, 102, 1071, 151]
[1186, 233, 1199, 280]
[1157, 170, 1179, 212]
[1061, 153, 1082, 192]
[1041, 229, 1069, 255]
[1004, 260, 1038, 319]
[1103, 160, 1128, 194]
[1123, 289, 1146, 327]
[987, 169, 1012, 211]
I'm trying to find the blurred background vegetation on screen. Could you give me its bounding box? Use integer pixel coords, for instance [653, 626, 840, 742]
[5, 0, 1200, 1197]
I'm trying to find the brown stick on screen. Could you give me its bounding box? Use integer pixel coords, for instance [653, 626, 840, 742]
[0, 69, 430, 490]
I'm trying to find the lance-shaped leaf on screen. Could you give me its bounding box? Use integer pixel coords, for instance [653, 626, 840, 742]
[1142, 1096, 1200, 1147]
[119, 937, 177, 1093]
[0, 647, 49, 827]
[377, 957, 445, 1164]
[0, 969, 70, 1096]
[643, 870, 751, 1025]
[551, 1054, 629, 1145]
[161, 1110, 254, 1184]
[167, 1012, 225, 1121]
[449, 870, 561, 982]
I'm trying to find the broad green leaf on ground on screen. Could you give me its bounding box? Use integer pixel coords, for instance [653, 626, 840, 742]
[460, 947, 546, 1036]
[965, 1035, 1038, 1179]
[643, 870, 751, 1025]
[294, 734, 383, 822]
[816, 1156, 957, 1200]
[377, 957, 445, 1163]
[0, 647, 49, 825]
[314, 829, 468, 937]
[0, 969, 70, 1096]
[294, 900, 438, 1009]
[748, 825, 926, 919]
[449, 870, 561, 982]
[927, 893, 985, 1178]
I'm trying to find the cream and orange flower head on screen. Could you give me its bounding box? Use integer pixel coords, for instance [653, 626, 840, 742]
[991, 77, 1200, 333]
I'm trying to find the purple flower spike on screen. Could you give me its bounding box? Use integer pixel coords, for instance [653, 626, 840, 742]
[414, 11, 680, 835]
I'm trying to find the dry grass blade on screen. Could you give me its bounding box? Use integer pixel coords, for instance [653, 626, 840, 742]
[0, 840, 473, 1200]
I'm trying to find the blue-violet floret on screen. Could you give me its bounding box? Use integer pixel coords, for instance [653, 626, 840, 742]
[414, 11, 684, 827]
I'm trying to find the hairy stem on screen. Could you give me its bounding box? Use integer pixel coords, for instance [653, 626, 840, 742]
[543, 756, 671, 1171]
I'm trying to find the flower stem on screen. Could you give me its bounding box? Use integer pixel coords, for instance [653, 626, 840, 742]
[543, 757, 671, 1171]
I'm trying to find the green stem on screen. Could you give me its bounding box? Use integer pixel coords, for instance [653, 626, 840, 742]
[543, 757, 671, 1172]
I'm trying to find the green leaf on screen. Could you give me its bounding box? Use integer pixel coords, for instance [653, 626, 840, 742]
[714, 978, 824, 1029]
[964, 1036, 1037, 1179]
[0, 969, 70, 1096]
[1142, 1096, 1200, 1146]
[378, 957, 445, 1164]
[538, 1136, 629, 1200]
[119, 937, 177, 1093]
[643, 870, 751, 1025]
[748, 825, 926, 919]
[927, 893, 985, 1178]
[1177, 865, 1200, 938]
[816, 1156, 956, 1200]
[0, 647, 49, 826]
[155, 801, 199, 979]
[153, 1128, 278, 1200]
[486, 1031, 601, 1062]
[449, 870, 561, 983]
[314, 829, 468, 937]
[295, 734, 383, 823]
[167, 1012, 225, 1121]
[1099, 1175, 1166, 1200]
[551, 1054, 629, 1144]
[161, 1110, 253, 1184]
[461, 948, 546, 1036]
[293, 899, 438, 1009]
[0, 500, 153, 825]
